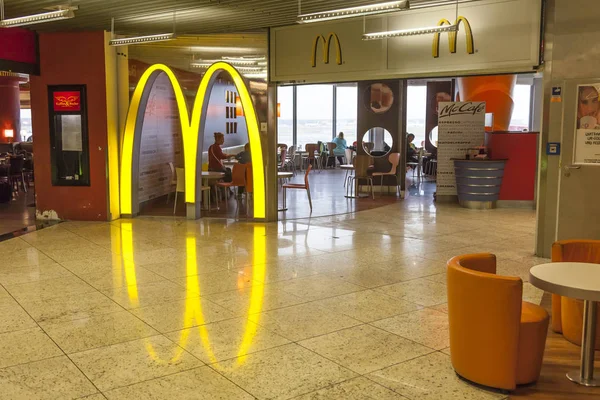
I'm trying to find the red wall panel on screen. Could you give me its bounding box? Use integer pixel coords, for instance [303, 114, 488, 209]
[30, 32, 108, 220]
[0, 27, 37, 64]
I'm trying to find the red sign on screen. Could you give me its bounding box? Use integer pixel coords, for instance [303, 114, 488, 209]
[53, 91, 81, 112]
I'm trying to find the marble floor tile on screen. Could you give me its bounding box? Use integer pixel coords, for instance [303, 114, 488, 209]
[272, 275, 364, 302]
[373, 309, 450, 350]
[59, 255, 121, 276]
[0, 356, 98, 400]
[0, 299, 38, 333]
[19, 291, 123, 324]
[217, 343, 357, 399]
[523, 282, 545, 305]
[0, 262, 73, 285]
[169, 270, 261, 297]
[0, 327, 63, 368]
[41, 310, 158, 353]
[70, 335, 203, 391]
[102, 280, 199, 309]
[142, 258, 230, 279]
[4, 275, 96, 303]
[104, 366, 254, 399]
[130, 297, 237, 333]
[299, 324, 433, 375]
[313, 289, 422, 323]
[1, 247, 55, 268]
[369, 352, 506, 400]
[41, 245, 113, 263]
[429, 303, 448, 314]
[248, 302, 361, 341]
[377, 279, 448, 307]
[294, 377, 408, 399]
[77, 266, 166, 291]
[205, 284, 306, 315]
[166, 317, 290, 364]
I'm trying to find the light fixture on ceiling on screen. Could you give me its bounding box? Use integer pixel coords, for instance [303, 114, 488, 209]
[242, 72, 268, 80]
[195, 58, 259, 66]
[362, 0, 461, 40]
[297, 0, 409, 24]
[0, 2, 77, 28]
[109, 11, 177, 47]
[222, 56, 266, 62]
[190, 63, 264, 73]
[362, 23, 457, 40]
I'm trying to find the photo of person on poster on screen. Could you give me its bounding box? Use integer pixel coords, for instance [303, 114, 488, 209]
[577, 85, 600, 129]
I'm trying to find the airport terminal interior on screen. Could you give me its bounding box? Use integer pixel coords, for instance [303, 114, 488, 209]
[0, 0, 600, 399]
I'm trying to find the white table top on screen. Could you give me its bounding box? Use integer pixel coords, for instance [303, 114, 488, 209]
[201, 171, 225, 178]
[529, 262, 600, 302]
[340, 164, 354, 170]
[277, 172, 293, 178]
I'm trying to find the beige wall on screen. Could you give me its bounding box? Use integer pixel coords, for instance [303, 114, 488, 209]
[536, 0, 600, 257]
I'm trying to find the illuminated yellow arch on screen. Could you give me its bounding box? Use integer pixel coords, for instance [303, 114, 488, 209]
[120, 62, 265, 219]
[432, 16, 475, 58]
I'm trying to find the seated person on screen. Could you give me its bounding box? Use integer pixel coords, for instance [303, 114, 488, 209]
[406, 133, 418, 163]
[332, 132, 347, 165]
[208, 132, 235, 182]
[235, 143, 251, 164]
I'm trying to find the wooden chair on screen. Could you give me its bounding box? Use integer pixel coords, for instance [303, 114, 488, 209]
[283, 164, 312, 211]
[216, 163, 247, 209]
[326, 142, 337, 168]
[245, 163, 253, 216]
[347, 155, 374, 199]
[341, 148, 355, 187]
[372, 152, 400, 195]
[170, 163, 210, 213]
[166, 162, 177, 204]
[9, 156, 26, 194]
[302, 143, 320, 172]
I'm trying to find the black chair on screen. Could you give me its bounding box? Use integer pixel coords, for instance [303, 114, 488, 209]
[9, 157, 26, 193]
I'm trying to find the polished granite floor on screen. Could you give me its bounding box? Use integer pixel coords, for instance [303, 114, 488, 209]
[0, 201, 547, 399]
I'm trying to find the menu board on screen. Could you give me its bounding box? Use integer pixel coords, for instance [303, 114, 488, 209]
[574, 84, 600, 164]
[437, 101, 486, 196]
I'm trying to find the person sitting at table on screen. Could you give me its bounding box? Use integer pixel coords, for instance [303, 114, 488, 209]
[406, 133, 418, 163]
[235, 143, 251, 164]
[208, 132, 234, 182]
[331, 132, 347, 166]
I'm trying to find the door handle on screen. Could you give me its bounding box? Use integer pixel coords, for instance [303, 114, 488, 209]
[564, 165, 581, 170]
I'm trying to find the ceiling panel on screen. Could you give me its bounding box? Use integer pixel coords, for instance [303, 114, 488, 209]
[1, 0, 481, 35]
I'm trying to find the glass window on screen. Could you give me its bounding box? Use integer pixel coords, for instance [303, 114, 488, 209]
[335, 85, 358, 145]
[296, 84, 333, 150]
[406, 85, 427, 147]
[277, 86, 294, 147]
[20, 109, 33, 141]
[509, 84, 531, 131]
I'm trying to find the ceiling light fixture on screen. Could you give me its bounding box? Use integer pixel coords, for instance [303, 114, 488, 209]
[190, 63, 264, 73]
[196, 58, 258, 66]
[109, 11, 177, 47]
[362, 23, 457, 40]
[222, 56, 266, 62]
[297, 0, 409, 24]
[243, 72, 268, 80]
[0, 3, 77, 27]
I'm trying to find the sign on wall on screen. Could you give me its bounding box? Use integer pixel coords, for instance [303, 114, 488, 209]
[574, 84, 600, 164]
[437, 101, 486, 196]
[270, 0, 542, 83]
[53, 91, 81, 112]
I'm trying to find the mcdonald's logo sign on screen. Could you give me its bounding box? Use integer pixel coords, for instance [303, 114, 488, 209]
[311, 33, 343, 67]
[432, 16, 475, 58]
[119, 62, 266, 219]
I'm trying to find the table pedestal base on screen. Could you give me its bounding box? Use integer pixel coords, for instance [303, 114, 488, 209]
[568, 300, 599, 386]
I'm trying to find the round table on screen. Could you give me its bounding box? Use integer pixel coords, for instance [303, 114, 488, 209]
[201, 171, 225, 210]
[277, 172, 294, 211]
[530, 262, 600, 386]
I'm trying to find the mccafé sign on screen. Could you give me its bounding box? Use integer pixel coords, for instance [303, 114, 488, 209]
[311, 33, 342, 67]
[53, 91, 81, 112]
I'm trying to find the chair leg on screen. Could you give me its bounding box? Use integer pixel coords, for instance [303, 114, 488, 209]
[208, 188, 211, 212]
[306, 188, 313, 211]
[166, 191, 171, 205]
[283, 187, 287, 209]
[370, 178, 374, 200]
[173, 191, 178, 215]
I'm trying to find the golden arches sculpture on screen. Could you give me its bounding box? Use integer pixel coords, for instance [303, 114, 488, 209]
[432, 16, 475, 58]
[119, 62, 266, 219]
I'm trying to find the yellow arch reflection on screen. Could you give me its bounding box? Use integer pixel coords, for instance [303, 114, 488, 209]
[116, 221, 266, 368]
[119, 62, 266, 219]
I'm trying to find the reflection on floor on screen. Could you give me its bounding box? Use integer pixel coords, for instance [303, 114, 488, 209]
[0, 186, 36, 239]
[0, 197, 596, 399]
[140, 169, 404, 220]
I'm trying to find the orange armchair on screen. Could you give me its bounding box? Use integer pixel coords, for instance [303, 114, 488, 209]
[447, 253, 549, 390]
[551, 240, 600, 349]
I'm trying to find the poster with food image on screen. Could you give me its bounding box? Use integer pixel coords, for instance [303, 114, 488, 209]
[574, 84, 600, 164]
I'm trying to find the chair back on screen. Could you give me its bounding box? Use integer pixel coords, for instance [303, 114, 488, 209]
[304, 164, 312, 188]
[167, 162, 176, 185]
[9, 156, 24, 174]
[202, 163, 209, 171]
[327, 142, 336, 157]
[353, 155, 372, 178]
[245, 163, 253, 193]
[287, 146, 296, 159]
[175, 168, 185, 192]
[280, 148, 287, 168]
[305, 143, 318, 159]
[387, 152, 401, 174]
[447, 253, 522, 390]
[344, 149, 353, 164]
[231, 163, 248, 187]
